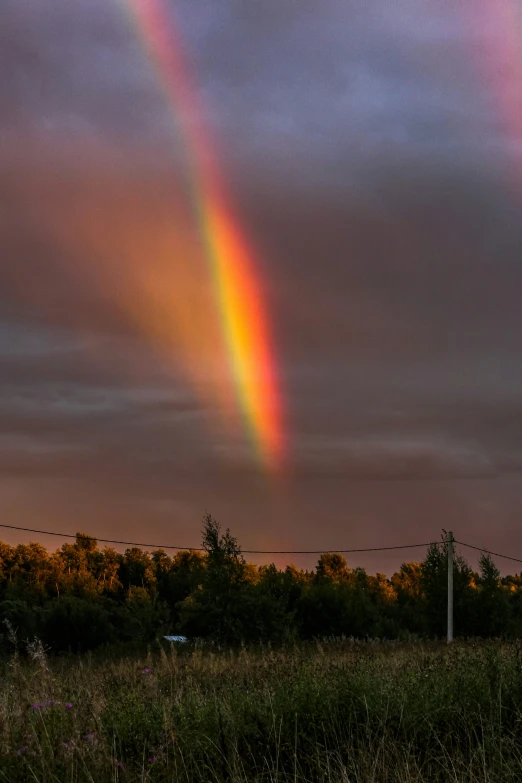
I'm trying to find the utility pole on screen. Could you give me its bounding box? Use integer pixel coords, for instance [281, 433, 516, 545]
[447, 530, 454, 643]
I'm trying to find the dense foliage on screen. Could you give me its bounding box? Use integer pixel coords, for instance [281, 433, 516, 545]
[0, 515, 520, 651]
[3, 640, 522, 781]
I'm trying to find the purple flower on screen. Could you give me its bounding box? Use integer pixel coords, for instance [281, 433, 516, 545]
[142, 667, 151, 675]
[83, 733, 95, 742]
[16, 746, 28, 756]
[65, 703, 73, 711]
[116, 760, 124, 768]
[43, 699, 57, 708]
[31, 702, 41, 710]
[148, 756, 158, 764]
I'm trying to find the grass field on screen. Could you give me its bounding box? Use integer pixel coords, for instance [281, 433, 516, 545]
[2, 636, 522, 782]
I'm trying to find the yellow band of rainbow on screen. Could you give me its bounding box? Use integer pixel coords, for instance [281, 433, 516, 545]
[124, 0, 284, 470]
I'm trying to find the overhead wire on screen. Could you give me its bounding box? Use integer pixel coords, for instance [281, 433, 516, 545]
[0, 523, 438, 555]
[4, 524, 522, 565]
[455, 539, 522, 566]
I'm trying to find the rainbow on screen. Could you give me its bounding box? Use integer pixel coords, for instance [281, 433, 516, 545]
[464, 0, 522, 189]
[122, 0, 284, 470]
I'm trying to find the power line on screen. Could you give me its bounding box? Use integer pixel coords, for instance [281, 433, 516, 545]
[455, 539, 522, 566]
[0, 523, 438, 556]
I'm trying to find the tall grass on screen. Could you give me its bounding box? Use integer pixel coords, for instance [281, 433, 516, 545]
[2, 637, 522, 781]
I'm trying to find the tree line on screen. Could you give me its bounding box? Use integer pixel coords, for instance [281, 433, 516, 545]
[0, 515, 519, 652]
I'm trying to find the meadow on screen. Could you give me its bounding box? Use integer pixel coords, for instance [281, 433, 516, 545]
[2, 637, 522, 782]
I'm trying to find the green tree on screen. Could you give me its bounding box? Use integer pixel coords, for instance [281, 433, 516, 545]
[120, 548, 157, 595]
[476, 553, 510, 637]
[421, 535, 475, 637]
[98, 547, 123, 594]
[162, 550, 205, 626]
[57, 534, 102, 598]
[316, 553, 351, 583]
[391, 562, 424, 634]
[178, 514, 248, 642]
[0, 542, 14, 596]
[9, 543, 55, 600]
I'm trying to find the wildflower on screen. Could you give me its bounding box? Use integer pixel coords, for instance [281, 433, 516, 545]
[148, 756, 158, 764]
[116, 760, 125, 768]
[65, 703, 73, 711]
[142, 667, 151, 675]
[31, 703, 41, 710]
[83, 733, 95, 742]
[16, 746, 28, 756]
[43, 699, 57, 708]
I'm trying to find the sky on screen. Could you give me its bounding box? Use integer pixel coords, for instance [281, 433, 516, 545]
[2, 0, 522, 574]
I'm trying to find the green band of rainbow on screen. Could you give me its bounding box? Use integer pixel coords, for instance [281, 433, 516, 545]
[124, 0, 284, 470]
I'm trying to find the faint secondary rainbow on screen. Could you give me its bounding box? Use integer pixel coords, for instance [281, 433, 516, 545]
[122, 0, 284, 470]
[464, 0, 522, 190]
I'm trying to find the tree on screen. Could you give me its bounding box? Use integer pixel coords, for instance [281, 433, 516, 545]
[316, 553, 350, 583]
[57, 535, 101, 598]
[476, 553, 510, 637]
[421, 535, 475, 637]
[178, 514, 248, 642]
[120, 548, 157, 595]
[10, 543, 55, 600]
[161, 550, 205, 625]
[391, 562, 424, 634]
[0, 542, 14, 595]
[98, 548, 123, 594]
[75, 532, 98, 554]
[247, 564, 298, 641]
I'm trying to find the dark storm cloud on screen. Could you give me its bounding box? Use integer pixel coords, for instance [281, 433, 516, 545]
[2, 0, 522, 568]
[181, 0, 505, 185]
[0, 0, 508, 170]
[0, 0, 172, 147]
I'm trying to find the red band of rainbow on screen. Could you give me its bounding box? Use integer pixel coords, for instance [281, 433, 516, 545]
[124, 0, 284, 470]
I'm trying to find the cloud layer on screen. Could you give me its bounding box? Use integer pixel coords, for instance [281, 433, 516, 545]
[2, 0, 522, 570]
